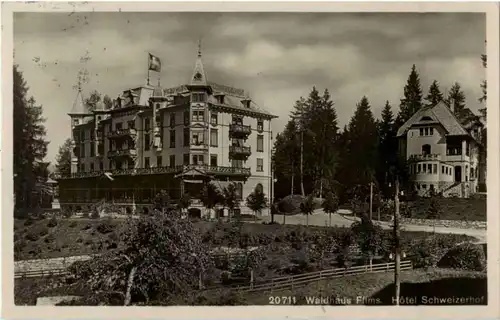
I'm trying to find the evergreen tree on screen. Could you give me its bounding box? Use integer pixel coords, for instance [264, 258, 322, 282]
[397, 64, 423, 125]
[424, 80, 444, 106]
[246, 184, 268, 222]
[479, 52, 487, 118]
[13, 65, 49, 211]
[346, 96, 379, 189]
[377, 101, 397, 196]
[445, 82, 467, 121]
[272, 120, 300, 198]
[55, 138, 73, 177]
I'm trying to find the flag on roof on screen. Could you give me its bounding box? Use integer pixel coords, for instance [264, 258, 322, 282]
[148, 53, 161, 72]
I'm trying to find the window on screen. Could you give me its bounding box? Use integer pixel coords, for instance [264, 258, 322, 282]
[192, 154, 204, 165]
[116, 160, 123, 170]
[192, 110, 204, 122]
[417, 164, 421, 173]
[210, 154, 217, 167]
[99, 161, 104, 171]
[427, 164, 432, 173]
[191, 93, 206, 103]
[422, 144, 431, 155]
[422, 164, 426, 173]
[419, 128, 423, 136]
[422, 184, 427, 190]
[232, 159, 243, 168]
[430, 127, 434, 135]
[170, 130, 176, 148]
[90, 163, 94, 171]
[183, 153, 190, 165]
[90, 144, 95, 157]
[145, 134, 150, 151]
[192, 131, 204, 145]
[144, 157, 150, 168]
[257, 119, 264, 132]
[170, 113, 176, 127]
[155, 103, 160, 110]
[157, 156, 162, 167]
[236, 183, 243, 200]
[128, 120, 135, 129]
[80, 143, 85, 158]
[442, 166, 445, 174]
[144, 118, 150, 131]
[218, 95, 225, 104]
[430, 184, 434, 191]
[184, 110, 190, 125]
[183, 128, 190, 147]
[170, 155, 176, 167]
[424, 128, 429, 136]
[73, 119, 79, 126]
[257, 135, 264, 152]
[433, 164, 437, 174]
[211, 112, 218, 125]
[232, 116, 243, 125]
[257, 158, 264, 172]
[210, 129, 218, 147]
[115, 122, 122, 130]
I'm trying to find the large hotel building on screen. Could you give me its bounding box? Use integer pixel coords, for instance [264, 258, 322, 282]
[57, 49, 278, 216]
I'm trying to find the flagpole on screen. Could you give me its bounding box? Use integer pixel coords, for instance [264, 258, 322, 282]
[147, 53, 150, 86]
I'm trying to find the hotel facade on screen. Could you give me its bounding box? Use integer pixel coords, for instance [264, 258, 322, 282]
[57, 50, 277, 216]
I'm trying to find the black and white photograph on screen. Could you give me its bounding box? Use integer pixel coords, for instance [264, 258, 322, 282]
[2, 1, 499, 318]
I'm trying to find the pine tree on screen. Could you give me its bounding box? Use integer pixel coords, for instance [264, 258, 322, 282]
[55, 138, 73, 177]
[479, 52, 487, 118]
[13, 65, 49, 211]
[424, 80, 444, 106]
[445, 82, 467, 121]
[346, 96, 379, 188]
[397, 64, 423, 125]
[377, 101, 397, 196]
[246, 184, 268, 222]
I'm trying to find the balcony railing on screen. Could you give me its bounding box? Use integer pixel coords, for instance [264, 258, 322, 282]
[108, 149, 138, 158]
[57, 164, 251, 179]
[229, 124, 252, 137]
[229, 145, 252, 159]
[108, 128, 137, 139]
[409, 154, 441, 161]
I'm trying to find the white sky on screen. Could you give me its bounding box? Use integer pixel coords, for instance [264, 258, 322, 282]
[13, 12, 486, 163]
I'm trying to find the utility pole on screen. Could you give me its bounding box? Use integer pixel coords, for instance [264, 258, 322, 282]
[299, 112, 305, 197]
[369, 182, 373, 220]
[394, 179, 401, 305]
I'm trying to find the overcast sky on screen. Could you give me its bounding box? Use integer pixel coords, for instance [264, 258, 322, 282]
[14, 12, 486, 163]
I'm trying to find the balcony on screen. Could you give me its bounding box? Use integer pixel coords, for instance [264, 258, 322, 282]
[56, 164, 251, 180]
[409, 154, 441, 161]
[229, 124, 252, 138]
[108, 128, 137, 139]
[229, 145, 252, 160]
[108, 148, 138, 158]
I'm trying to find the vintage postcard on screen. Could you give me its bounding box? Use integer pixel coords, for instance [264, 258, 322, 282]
[1, 1, 499, 319]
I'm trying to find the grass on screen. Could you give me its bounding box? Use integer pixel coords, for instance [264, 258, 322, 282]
[244, 268, 487, 305]
[14, 217, 477, 261]
[408, 198, 486, 221]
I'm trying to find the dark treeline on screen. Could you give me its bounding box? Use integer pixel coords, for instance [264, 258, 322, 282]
[272, 62, 486, 203]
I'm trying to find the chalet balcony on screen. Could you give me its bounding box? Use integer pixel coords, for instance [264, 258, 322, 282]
[229, 145, 252, 160]
[57, 164, 251, 180]
[108, 128, 137, 139]
[229, 124, 252, 138]
[108, 148, 138, 158]
[409, 154, 441, 161]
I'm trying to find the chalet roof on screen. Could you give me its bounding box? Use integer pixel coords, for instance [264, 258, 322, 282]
[396, 101, 469, 137]
[69, 90, 90, 115]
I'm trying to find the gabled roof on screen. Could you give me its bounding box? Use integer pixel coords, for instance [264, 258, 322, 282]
[396, 101, 469, 137]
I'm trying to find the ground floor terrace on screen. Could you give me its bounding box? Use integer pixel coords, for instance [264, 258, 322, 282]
[57, 164, 271, 216]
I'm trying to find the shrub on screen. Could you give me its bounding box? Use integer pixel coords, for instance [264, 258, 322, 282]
[44, 233, 56, 243]
[90, 209, 100, 219]
[25, 232, 39, 242]
[69, 221, 78, 228]
[82, 212, 89, 218]
[62, 209, 73, 218]
[438, 243, 486, 271]
[47, 217, 58, 228]
[81, 223, 92, 231]
[23, 219, 34, 226]
[96, 220, 114, 234]
[278, 195, 305, 215]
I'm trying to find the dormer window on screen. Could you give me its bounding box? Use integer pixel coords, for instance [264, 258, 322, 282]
[419, 127, 434, 136]
[421, 116, 432, 121]
[257, 119, 264, 132]
[218, 95, 225, 104]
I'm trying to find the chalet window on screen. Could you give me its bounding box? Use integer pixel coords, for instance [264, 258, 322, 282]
[419, 128, 424, 136]
[422, 164, 427, 173]
[183, 153, 189, 165]
[422, 144, 431, 155]
[257, 158, 264, 172]
[192, 132, 204, 145]
[157, 156, 162, 167]
[183, 128, 190, 147]
[433, 164, 437, 174]
[417, 164, 421, 173]
[211, 112, 218, 125]
[170, 155, 176, 167]
[210, 129, 218, 147]
[257, 119, 264, 132]
[170, 130, 176, 148]
[218, 95, 225, 104]
[145, 134, 150, 151]
[184, 110, 190, 125]
[424, 128, 429, 136]
[257, 135, 264, 152]
[427, 164, 432, 173]
[170, 113, 176, 127]
[442, 165, 445, 174]
[210, 154, 218, 167]
[127, 120, 135, 129]
[430, 127, 434, 135]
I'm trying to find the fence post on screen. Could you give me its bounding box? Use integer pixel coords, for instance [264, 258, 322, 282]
[250, 269, 254, 289]
[386, 262, 389, 271]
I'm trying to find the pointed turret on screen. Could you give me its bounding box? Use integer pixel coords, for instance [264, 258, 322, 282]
[68, 89, 90, 116]
[190, 40, 208, 86]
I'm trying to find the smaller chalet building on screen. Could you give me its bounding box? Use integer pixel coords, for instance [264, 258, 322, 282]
[57, 48, 277, 216]
[396, 101, 486, 198]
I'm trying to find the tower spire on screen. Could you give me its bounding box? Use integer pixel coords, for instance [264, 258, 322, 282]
[198, 39, 202, 57]
[190, 40, 207, 86]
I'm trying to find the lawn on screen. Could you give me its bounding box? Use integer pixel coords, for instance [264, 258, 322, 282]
[407, 198, 486, 221]
[14, 217, 476, 261]
[243, 268, 487, 305]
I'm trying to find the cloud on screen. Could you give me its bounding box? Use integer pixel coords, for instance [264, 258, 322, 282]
[13, 12, 486, 163]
